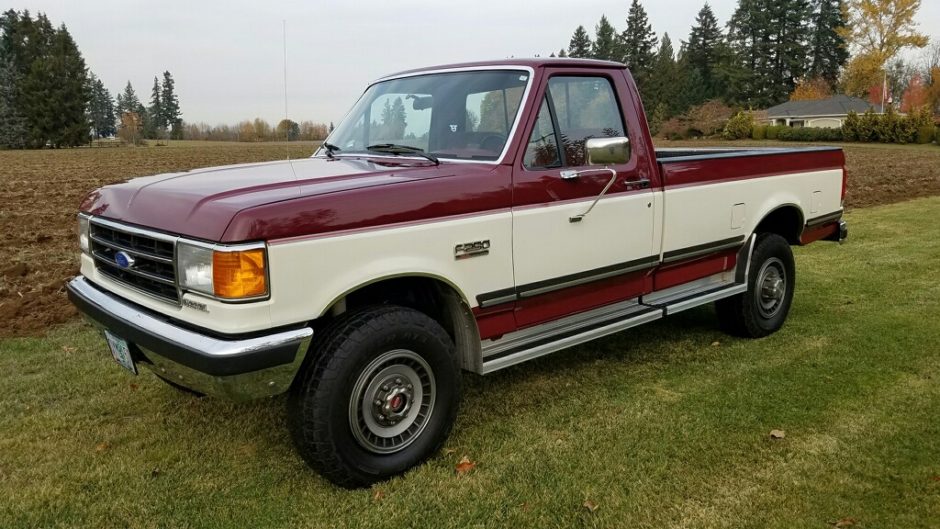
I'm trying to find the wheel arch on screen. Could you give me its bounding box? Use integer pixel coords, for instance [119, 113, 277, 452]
[752, 203, 805, 245]
[317, 273, 483, 372]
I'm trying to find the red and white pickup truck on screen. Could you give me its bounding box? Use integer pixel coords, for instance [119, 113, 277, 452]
[69, 58, 847, 487]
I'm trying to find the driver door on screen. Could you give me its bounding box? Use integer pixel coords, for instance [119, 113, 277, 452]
[511, 73, 656, 327]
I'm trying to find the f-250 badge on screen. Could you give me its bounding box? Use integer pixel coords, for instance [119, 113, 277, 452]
[454, 240, 490, 260]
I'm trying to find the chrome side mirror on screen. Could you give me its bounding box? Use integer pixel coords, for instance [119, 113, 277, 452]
[585, 137, 630, 165]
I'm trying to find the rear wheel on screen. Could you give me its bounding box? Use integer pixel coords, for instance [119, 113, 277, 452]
[716, 233, 795, 338]
[287, 305, 461, 488]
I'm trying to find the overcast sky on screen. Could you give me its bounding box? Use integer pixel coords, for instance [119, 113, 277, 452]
[17, 0, 940, 125]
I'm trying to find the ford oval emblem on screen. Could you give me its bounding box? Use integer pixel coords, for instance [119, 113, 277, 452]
[114, 251, 135, 269]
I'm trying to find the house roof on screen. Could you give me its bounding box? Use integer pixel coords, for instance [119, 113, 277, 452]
[764, 95, 883, 118]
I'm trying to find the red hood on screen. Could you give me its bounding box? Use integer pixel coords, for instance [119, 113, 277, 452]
[80, 156, 451, 241]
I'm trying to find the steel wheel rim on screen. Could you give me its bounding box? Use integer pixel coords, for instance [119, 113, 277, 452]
[349, 349, 435, 454]
[756, 257, 786, 318]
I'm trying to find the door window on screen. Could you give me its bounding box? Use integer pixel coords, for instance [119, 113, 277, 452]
[522, 97, 561, 168]
[547, 77, 626, 166]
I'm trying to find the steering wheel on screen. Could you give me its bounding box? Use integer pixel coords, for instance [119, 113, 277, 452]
[479, 134, 507, 153]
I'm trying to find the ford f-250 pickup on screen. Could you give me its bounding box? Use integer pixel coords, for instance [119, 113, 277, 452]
[68, 58, 847, 487]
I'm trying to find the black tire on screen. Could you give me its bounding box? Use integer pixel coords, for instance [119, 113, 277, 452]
[716, 233, 795, 338]
[287, 305, 461, 488]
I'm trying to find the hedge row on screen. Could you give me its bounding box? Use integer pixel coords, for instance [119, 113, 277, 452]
[744, 107, 938, 145]
[751, 125, 845, 142]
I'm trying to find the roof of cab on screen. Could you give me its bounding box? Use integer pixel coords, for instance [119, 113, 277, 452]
[379, 58, 627, 81]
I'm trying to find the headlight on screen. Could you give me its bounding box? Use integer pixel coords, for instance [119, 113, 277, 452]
[178, 242, 267, 300]
[78, 214, 90, 254]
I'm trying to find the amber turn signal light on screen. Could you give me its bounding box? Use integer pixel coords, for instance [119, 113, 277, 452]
[212, 248, 267, 299]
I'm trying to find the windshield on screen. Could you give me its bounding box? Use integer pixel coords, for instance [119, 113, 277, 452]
[322, 69, 530, 162]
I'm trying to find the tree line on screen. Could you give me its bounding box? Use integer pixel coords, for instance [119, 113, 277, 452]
[554, 0, 935, 135]
[0, 9, 330, 149]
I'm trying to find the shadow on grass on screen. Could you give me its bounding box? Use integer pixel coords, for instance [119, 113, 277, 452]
[168, 305, 724, 467]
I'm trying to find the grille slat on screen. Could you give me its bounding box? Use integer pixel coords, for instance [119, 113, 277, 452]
[90, 220, 180, 304]
[89, 234, 173, 263]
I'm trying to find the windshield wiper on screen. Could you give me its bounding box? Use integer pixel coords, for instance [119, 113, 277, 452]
[322, 141, 341, 159]
[366, 144, 440, 165]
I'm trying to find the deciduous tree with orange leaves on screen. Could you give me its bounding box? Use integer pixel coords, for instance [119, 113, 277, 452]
[790, 78, 833, 101]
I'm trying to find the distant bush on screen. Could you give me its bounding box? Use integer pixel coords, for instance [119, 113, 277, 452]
[658, 100, 734, 140]
[723, 111, 754, 140]
[842, 111, 860, 141]
[659, 117, 686, 140]
[776, 127, 842, 142]
[685, 100, 733, 137]
[751, 125, 767, 140]
[916, 125, 935, 144]
[841, 106, 934, 144]
[765, 125, 784, 140]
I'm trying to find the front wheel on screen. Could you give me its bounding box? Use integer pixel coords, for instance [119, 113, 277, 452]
[716, 233, 796, 338]
[287, 305, 461, 488]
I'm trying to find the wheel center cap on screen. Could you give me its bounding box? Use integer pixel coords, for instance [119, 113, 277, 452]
[373, 382, 414, 425]
[762, 277, 783, 300]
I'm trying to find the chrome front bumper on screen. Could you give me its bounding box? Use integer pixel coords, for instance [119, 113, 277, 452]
[67, 276, 313, 401]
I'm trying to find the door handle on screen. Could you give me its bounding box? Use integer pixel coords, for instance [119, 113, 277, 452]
[560, 170, 579, 180]
[624, 178, 651, 189]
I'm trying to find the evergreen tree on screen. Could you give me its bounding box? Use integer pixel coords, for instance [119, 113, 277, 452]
[115, 81, 141, 116]
[160, 71, 182, 138]
[728, 0, 812, 107]
[87, 73, 115, 138]
[13, 15, 90, 147]
[807, 0, 849, 89]
[621, 0, 658, 87]
[146, 75, 162, 138]
[646, 33, 684, 118]
[592, 16, 619, 61]
[0, 55, 26, 148]
[684, 3, 725, 102]
[0, 14, 26, 148]
[567, 25, 592, 58]
[558, 48, 568, 58]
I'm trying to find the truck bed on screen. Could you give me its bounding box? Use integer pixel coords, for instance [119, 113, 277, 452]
[655, 146, 845, 188]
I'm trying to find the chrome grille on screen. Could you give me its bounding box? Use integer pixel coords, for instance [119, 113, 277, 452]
[89, 219, 179, 304]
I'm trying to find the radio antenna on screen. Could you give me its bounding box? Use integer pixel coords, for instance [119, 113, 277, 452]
[283, 19, 290, 162]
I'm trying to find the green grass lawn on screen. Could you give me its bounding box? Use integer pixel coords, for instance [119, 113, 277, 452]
[2, 197, 939, 528]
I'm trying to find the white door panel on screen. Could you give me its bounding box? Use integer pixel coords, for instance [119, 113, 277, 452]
[512, 193, 655, 285]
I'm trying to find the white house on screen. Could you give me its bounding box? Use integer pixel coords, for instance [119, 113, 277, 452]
[764, 95, 884, 128]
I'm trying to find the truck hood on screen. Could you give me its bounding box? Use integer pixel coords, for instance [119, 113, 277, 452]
[80, 156, 449, 241]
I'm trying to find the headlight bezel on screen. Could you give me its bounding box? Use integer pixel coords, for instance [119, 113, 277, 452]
[78, 213, 91, 254]
[177, 239, 270, 303]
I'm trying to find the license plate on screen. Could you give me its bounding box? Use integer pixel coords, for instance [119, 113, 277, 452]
[105, 331, 137, 375]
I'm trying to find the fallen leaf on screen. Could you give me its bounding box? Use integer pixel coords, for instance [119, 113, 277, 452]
[129, 383, 139, 390]
[930, 475, 940, 482]
[95, 442, 110, 453]
[520, 502, 531, 512]
[455, 456, 476, 475]
[710, 341, 720, 347]
[372, 489, 385, 502]
[61, 345, 75, 353]
[832, 517, 857, 527]
[583, 499, 599, 513]
[769, 429, 786, 439]
[150, 468, 161, 478]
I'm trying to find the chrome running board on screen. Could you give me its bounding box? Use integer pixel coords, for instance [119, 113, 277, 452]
[480, 301, 661, 374]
